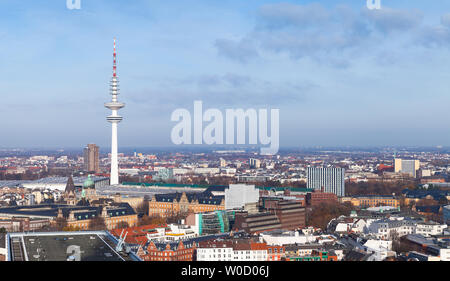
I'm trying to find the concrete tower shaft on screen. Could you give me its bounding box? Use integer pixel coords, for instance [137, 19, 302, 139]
[104, 38, 124, 185]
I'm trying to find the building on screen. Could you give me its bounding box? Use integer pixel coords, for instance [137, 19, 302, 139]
[225, 184, 260, 210]
[0, 234, 5, 261]
[83, 144, 100, 173]
[141, 239, 196, 261]
[285, 250, 338, 261]
[415, 222, 447, 237]
[185, 210, 236, 235]
[105, 38, 125, 185]
[394, 158, 420, 178]
[63, 175, 77, 205]
[307, 189, 338, 206]
[0, 217, 50, 232]
[196, 238, 269, 261]
[233, 211, 282, 234]
[307, 167, 345, 197]
[237, 175, 271, 182]
[444, 205, 450, 224]
[139, 233, 230, 261]
[110, 224, 168, 245]
[0, 203, 138, 231]
[368, 218, 418, 239]
[249, 158, 261, 169]
[153, 168, 174, 181]
[6, 231, 141, 261]
[148, 192, 225, 218]
[14, 176, 109, 191]
[347, 195, 400, 208]
[260, 230, 318, 246]
[262, 199, 306, 230]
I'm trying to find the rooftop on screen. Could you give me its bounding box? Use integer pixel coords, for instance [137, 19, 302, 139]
[7, 231, 141, 261]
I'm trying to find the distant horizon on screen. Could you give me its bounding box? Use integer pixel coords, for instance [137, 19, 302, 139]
[0, 144, 448, 152]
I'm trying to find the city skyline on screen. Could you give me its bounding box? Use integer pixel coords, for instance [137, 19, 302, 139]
[1, 0, 450, 148]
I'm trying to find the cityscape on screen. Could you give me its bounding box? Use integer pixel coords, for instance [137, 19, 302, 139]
[1, 0, 450, 274]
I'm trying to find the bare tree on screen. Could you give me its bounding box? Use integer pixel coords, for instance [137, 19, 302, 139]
[55, 217, 68, 231]
[88, 216, 107, 230]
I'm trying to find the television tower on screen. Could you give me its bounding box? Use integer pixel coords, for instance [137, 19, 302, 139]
[105, 38, 124, 185]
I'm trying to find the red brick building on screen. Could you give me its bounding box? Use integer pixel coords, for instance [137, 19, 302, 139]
[110, 224, 168, 245]
[267, 245, 285, 261]
[307, 189, 338, 206]
[140, 240, 196, 261]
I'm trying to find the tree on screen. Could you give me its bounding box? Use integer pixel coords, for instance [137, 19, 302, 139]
[166, 212, 189, 224]
[136, 199, 149, 216]
[138, 215, 166, 226]
[116, 221, 129, 229]
[0, 227, 6, 233]
[307, 202, 355, 230]
[88, 216, 107, 230]
[62, 225, 81, 232]
[55, 217, 68, 231]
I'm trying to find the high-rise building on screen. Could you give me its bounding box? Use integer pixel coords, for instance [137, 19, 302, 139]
[394, 158, 420, 177]
[83, 144, 99, 173]
[307, 167, 345, 197]
[105, 38, 125, 185]
[249, 158, 261, 169]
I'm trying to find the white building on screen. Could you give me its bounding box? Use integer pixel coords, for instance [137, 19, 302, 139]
[440, 248, 450, 261]
[415, 222, 447, 237]
[367, 218, 418, 239]
[363, 239, 392, 252]
[196, 240, 268, 261]
[260, 230, 315, 246]
[224, 184, 259, 210]
[146, 224, 197, 243]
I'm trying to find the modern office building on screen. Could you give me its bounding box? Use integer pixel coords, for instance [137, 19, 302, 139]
[185, 210, 236, 235]
[83, 144, 100, 173]
[307, 167, 345, 197]
[394, 158, 420, 178]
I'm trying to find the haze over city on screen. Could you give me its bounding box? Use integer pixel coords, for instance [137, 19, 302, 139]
[1, 0, 450, 148]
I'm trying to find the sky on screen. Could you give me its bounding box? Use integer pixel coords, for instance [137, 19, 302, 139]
[1, 0, 450, 149]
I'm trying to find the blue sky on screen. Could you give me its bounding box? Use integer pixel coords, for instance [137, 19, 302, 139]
[1, 0, 450, 148]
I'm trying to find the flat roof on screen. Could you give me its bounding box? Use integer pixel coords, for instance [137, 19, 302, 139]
[7, 231, 140, 261]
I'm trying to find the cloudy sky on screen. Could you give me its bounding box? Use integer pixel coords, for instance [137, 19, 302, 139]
[1, 0, 450, 149]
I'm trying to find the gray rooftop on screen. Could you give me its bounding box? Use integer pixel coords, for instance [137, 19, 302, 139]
[7, 231, 141, 261]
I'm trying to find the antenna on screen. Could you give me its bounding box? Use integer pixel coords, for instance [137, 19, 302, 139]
[113, 37, 117, 77]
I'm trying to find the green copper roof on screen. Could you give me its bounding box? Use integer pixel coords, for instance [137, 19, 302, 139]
[83, 175, 95, 188]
